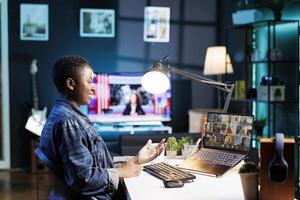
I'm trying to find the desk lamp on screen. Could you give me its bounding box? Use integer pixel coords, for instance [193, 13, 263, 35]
[141, 55, 235, 112]
[203, 46, 233, 75]
[204, 46, 234, 110]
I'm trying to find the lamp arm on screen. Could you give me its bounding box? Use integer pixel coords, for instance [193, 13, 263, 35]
[169, 65, 228, 91]
[168, 65, 235, 113]
[223, 85, 234, 112]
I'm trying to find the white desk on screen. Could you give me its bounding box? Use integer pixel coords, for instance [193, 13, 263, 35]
[124, 158, 244, 200]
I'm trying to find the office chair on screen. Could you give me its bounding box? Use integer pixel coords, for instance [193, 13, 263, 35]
[34, 148, 92, 200]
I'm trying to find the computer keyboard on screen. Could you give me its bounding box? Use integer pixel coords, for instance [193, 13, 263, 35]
[197, 149, 245, 167]
[143, 162, 196, 182]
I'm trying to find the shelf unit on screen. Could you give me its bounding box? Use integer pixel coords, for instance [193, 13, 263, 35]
[226, 19, 300, 196]
[225, 20, 299, 138]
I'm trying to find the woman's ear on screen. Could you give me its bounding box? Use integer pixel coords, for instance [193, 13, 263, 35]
[66, 78, 76, 91]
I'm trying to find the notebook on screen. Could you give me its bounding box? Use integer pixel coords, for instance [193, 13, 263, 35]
[178, 112, 254, 177]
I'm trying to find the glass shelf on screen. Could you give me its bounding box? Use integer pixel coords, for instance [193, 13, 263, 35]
[231, 98, 298, 104]
[226, 20, 299, 30]
[232, 60, 299, 65]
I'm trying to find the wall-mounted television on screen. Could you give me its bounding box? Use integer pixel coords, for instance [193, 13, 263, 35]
[88, 73, 171, 123]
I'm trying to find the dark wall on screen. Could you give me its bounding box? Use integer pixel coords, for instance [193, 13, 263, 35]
[9, 0, 119, 168]
[8, 0, 230, 168]
[166, 80, 191, 132]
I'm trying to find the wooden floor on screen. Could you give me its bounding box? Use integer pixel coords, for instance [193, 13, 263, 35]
[0, 170, 54, 200]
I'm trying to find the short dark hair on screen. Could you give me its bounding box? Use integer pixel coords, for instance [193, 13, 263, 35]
[53, 55, 89, 93]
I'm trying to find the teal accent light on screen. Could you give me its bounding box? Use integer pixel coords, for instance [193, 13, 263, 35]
[254, 26, 268, 137]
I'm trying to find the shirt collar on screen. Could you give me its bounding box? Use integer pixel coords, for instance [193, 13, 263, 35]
[55, 98, 92, 123]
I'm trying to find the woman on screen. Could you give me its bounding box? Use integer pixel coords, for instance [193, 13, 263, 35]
[39, 55, 164, 200]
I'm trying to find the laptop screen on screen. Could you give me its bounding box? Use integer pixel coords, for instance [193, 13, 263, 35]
[204, 112, 254, 152]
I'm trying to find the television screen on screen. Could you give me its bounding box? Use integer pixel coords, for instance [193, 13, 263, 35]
[88, 73, 171, 123]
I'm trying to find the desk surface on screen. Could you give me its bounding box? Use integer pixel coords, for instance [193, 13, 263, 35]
[124, 158, 244, 200]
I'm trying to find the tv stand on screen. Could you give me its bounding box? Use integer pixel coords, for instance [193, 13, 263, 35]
[93, 122, 172, 136]
[92, 121, 172, 154]
[88, 114, 170, 123]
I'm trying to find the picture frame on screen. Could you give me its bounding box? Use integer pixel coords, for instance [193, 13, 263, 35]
[143, 7, 170, 43]
[80, 8, 115, 38]
[20, 4, 49, 41]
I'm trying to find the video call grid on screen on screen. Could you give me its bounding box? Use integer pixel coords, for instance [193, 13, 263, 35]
[204, 113, 254, 152]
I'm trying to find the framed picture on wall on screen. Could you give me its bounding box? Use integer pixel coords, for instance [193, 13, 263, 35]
[80, 9, 115, 37]
[144, 7, 170, 43]
[20, 4, 49, 41]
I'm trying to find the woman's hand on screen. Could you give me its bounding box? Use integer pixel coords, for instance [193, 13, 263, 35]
[136, 139, 165, 164]
[115, 159, 142, 178]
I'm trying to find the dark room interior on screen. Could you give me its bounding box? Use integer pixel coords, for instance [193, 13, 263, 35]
[1, 0, 300, 199]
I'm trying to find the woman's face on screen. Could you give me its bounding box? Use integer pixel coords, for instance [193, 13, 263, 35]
[70, 65, 95, 106]
[130, 94, 137, 104]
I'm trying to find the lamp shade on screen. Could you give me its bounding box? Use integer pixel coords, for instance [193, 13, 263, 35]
[141, 70, 170, 94]
[204, 46, 233, 75]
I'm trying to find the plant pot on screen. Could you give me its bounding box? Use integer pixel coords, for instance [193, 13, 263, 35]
[166, 150, 177, 159]
[240, 172, 258, 200]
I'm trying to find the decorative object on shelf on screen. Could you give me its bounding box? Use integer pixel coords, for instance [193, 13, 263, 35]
[239, 161, 259, 200]
[257, 76, 285, 101]
[254, 118, 267, 136]
[233, 50, 245, 63]
[235, 80, 246, 99]
[246, 88, 257, 99]
[232, 9, 263, 25]
[270, 48, 283, 61]
[166, 137, 177, 159]
[237, 0, 255, 10]
[251, 48, 264, 61]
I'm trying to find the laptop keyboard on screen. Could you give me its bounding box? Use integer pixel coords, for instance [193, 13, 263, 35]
[197, 149, 245, 167]
[143, 162, 196, 182]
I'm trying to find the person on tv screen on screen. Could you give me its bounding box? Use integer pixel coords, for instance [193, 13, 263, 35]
[123, 92, 145, 116]
[38, 55, 165, 199]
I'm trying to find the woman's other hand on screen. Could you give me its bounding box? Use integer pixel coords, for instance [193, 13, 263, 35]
[136, 139, 165, 164]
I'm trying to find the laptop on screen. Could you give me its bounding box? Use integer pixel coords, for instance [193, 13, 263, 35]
[178, 112, 254, 177]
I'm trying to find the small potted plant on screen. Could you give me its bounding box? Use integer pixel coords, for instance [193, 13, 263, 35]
[239, 162, 259, 200]
[166, 137, 178, 159]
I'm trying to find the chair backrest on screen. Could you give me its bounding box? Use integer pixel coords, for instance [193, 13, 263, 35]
[35, 148, 105, 200]
[34, 147, 65, 182]
[35, 148, 89, 199]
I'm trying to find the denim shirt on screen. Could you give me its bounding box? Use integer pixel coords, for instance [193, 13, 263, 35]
[39, 98, 117, 200]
